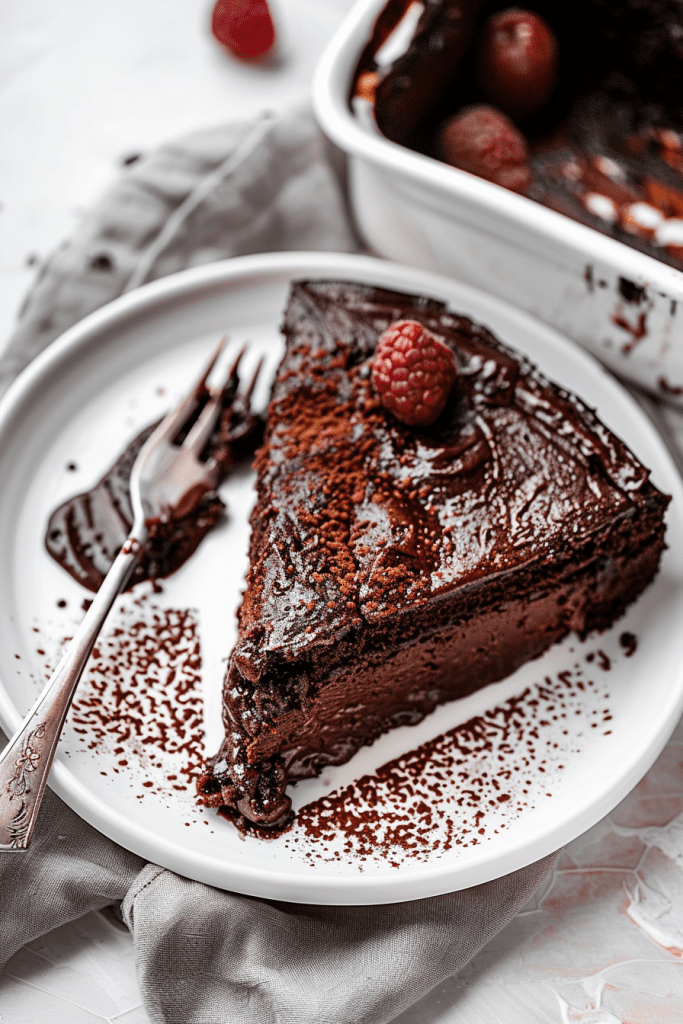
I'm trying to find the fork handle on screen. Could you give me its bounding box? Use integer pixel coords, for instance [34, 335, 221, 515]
[0, 532, 146, 850]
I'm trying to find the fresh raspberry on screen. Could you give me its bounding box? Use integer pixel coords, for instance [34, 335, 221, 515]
[211, 0, 276, 61]
[371, 320, 457, 428]
[440, 105, 531, 193]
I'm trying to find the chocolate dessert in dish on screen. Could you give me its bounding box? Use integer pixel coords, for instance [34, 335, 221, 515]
[197, 279, 668, 833]
[352, 0, 683, 271]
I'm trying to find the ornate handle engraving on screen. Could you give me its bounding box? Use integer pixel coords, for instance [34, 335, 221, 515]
[4, 726, 47, 847]
[0, 718, 56, 850]
[0, 540, 143, 851]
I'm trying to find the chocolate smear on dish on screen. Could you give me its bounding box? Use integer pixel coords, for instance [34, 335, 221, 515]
[45, 355, 264, 591]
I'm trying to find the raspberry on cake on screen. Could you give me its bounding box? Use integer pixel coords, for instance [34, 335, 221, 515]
[197, 280, 668, 833]
[371, 319, 457, 426]
[439, 105, 531, 193]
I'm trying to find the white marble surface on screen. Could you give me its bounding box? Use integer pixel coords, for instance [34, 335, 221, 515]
[3, 1, 683, 1021]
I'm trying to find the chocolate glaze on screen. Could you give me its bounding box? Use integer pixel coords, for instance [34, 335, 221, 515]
[46, 366, 263, 592]
[197, 280, 668, 832]
[353, 0, 683, 272]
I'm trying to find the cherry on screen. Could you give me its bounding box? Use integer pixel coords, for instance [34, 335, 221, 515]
[476, 8, 558, 118]
[211, 0, 276, 61]
[440, 105, 531, 193]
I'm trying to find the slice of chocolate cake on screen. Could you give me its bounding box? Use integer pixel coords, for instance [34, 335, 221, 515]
[197, 280, 668, 832]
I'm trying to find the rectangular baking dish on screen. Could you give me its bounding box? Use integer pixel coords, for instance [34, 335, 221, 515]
[313, 0, 683, 405]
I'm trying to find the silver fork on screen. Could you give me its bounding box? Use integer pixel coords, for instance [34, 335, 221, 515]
[0, 340, 237, 850]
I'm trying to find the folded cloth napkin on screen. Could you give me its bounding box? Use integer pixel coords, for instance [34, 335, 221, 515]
[0, 105, 558, 1023]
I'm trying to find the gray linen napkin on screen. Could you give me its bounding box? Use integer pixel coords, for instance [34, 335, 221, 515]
[0, 105, 558, 1023]
[1, 106, 356, 393]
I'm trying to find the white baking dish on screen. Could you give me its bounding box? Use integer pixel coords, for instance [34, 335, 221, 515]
[313, 0, 683, 405]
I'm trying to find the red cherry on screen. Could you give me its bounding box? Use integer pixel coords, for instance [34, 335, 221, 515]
[477, 8, 558, 118]
[440, 105, 531, 193]
[211, 0, 276, 61]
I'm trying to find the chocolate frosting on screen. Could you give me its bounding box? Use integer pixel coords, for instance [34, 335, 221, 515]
[198, 280, 668, 831]
[235, 281, 650, 676]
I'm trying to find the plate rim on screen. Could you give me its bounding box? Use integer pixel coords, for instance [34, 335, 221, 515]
[1, 249, 682, 904]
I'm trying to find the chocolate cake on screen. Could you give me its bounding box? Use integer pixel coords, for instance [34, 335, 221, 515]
[352, 0, 683, 272]
[197, 280, 668, 831]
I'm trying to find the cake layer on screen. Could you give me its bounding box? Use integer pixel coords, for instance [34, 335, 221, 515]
[197, 280, 668, 831]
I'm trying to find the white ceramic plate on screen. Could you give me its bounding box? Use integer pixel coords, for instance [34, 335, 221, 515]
[1, 251, 682, 905]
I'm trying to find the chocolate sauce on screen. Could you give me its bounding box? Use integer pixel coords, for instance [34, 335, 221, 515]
[620, 631, 638, 657]
[45, 368, 263, 592]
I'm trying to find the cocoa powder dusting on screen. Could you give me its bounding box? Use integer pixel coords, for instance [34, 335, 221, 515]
[285, 652, 617, 866]
[38, 614, 629, 857]
[66, 594, 205, 793]
[620, 631, 638, 657]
